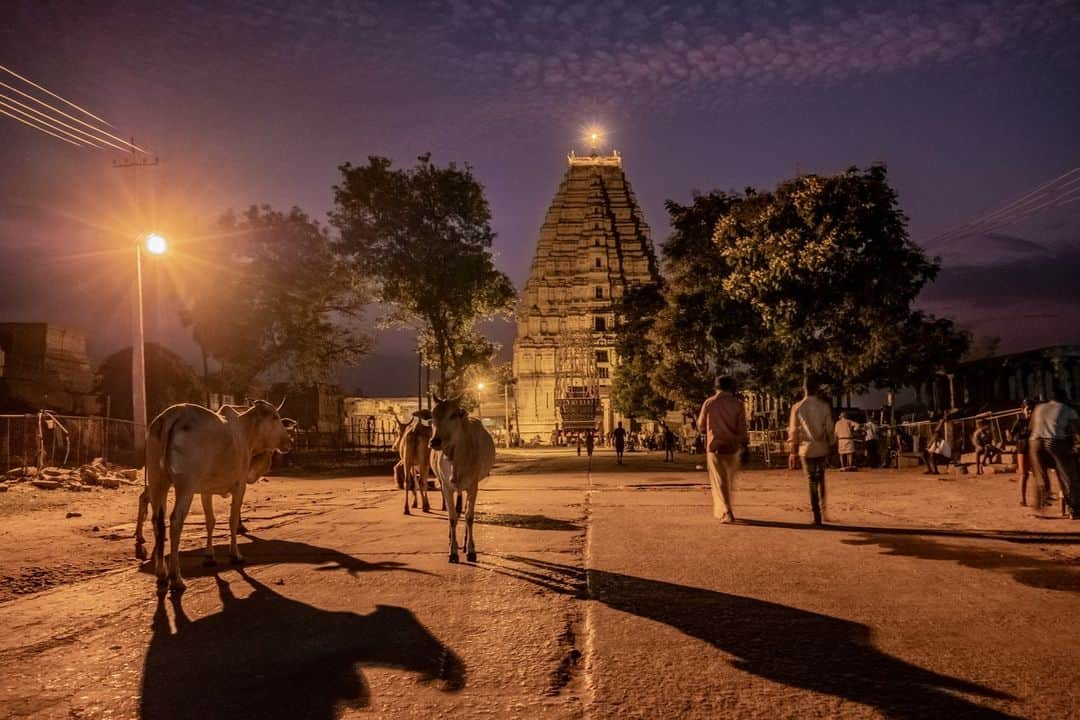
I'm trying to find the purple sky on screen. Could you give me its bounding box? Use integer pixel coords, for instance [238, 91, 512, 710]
[1, 0, 1079, 395]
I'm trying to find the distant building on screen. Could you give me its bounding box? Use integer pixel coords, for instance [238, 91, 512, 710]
[271, 382, 343, 434]
[0, 323, 97, 414]
[924, 345, 1080, 413]
[512, 149, 661, 442]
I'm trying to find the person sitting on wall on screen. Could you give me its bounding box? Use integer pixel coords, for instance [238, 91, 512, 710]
[923, 429, 952, 475]
[973, 419, 1002, 475]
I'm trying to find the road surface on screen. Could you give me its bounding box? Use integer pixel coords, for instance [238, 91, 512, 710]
[1, 450, 1077, 719]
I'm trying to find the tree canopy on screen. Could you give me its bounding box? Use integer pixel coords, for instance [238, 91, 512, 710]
[616, 166, 970, 415]
[610, 282, 672, 420]
[95, 342, 203, 421]
[181, 205, 370, 396]
[330, 154, 516, 395]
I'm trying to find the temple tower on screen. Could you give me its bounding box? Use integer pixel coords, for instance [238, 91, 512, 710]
[512, 148, 660, 443]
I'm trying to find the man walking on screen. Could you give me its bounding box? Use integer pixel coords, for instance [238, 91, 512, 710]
[1029, 389, 1079, 518]
[613, 421, 627, 465]
[789, 375, 837, 525]
[863, 416, 880, 468]
[835, 411, 858, 471]
[697, 376, 748, 523]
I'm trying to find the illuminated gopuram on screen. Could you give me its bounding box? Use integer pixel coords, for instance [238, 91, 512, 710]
[512, 145, 660, 443]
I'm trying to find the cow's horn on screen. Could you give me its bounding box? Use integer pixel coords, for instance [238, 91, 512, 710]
[276, 395, 287, 412]
[433, 394, 445, 405]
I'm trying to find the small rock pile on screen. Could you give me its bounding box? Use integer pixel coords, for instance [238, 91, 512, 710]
[2, 458, 141, 492]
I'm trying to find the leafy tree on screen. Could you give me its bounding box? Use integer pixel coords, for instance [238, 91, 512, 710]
[611, 283, 671, 420]
[715, 166, 952, 396]
[330, 154, 516, 395]
[182, 205, 370, 396]
[96, 343, 204, 420]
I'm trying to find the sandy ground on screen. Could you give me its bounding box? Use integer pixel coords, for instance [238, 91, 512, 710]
[0, 448, 1077, 719]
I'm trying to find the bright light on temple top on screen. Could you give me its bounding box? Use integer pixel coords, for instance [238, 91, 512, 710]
[570, 125, 621, 166]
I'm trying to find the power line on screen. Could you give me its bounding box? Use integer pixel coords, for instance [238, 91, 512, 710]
[0, 79, 144, 152]
[0, 63, 113, 127]
[0, 105, 84, 147]
[0, 96, 94, 147]
[929, 168, 1080, 246]
[0, 93, 118, 150]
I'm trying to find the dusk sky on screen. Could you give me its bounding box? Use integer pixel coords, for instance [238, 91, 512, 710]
[2, 0, 1079, 395]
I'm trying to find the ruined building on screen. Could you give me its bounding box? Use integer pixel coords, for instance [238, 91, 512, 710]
[512, 150, 660, 442]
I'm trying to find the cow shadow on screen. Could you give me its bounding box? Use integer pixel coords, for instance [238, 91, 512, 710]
[843, 533, 1080, 593]
[138, 534, 429, 580]
[473, 512, 581, 532]
[141, 571, 464, 720]
[496, 556, 1019, 719]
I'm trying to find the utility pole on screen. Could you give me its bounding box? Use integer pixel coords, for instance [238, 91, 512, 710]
[114, 138, 159, 466]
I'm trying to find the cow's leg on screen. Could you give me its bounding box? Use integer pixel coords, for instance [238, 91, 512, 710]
[201, 493, 217, 567]
[135, 487, 150, 560]
[228, 485, 246, 564]
[403, 464, 411, 515]
[168, 489, 195, 594]
[464, 485, 478, 563]
[443, 482, 459, 563]
[417, 457, 431, 514]
[411, 467, 419, 508]
[150, 484, 169, 591]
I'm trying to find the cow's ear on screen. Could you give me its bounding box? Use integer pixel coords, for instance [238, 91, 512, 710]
[433, 395, 444, 405]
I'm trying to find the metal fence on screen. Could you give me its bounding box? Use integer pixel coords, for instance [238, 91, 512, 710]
[283, 416, 401, 466]
[1, 413, 138, 473]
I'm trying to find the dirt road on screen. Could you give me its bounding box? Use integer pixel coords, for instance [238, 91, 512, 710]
[1, 450, 1077, 718]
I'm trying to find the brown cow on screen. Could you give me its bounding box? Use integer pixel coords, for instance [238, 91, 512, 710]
[396, 409, 434, 514]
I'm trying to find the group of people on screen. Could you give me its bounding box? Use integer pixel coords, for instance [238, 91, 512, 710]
[697, 375, 838, 525]
[697, 375, 1080, 525]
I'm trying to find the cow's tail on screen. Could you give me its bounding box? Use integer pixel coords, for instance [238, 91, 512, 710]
[150, 409, 185, 489]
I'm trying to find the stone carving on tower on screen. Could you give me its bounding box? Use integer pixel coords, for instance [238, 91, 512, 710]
[512, 142, 661, 442]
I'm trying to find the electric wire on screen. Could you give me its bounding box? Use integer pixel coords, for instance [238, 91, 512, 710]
[0, 63, 113, 127]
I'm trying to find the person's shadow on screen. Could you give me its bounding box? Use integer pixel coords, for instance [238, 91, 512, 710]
[498, 555, 1020, 719]
[141, 570, 464, 720]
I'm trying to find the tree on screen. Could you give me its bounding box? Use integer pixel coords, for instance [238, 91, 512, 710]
[715, 166, 956, 396]
[182, 205, 370, 396]
[95, 343, 204, 421]
[330, 154, 516, 395]
[611, 283, 672, 420]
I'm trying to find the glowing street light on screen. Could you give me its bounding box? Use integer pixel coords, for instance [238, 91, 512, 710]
[477, 379, 513, 448]
[145, 232, 167, 255]
[132, 233, 167, 464]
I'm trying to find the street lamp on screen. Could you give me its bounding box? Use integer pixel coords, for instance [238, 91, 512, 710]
[132, 233, 166, 465]
[477, 380, 513, 448]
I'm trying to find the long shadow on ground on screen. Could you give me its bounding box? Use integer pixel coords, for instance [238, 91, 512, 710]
[474, 512, 581, 531]
[137, 534, 428, 580]
[141, 571, 464, 720]
[494, 555, 1019, 719]
[740, 519, 1080, 545]
[844, 533, 1080, 593]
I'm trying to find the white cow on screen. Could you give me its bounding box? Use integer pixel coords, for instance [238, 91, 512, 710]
[429, 395, 495, 563]
[145, 400, 293, 593]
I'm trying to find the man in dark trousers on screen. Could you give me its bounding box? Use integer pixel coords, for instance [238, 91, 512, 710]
[1029, 388, 1079, 518]
[788, 375, 837, 525]
[663, 426, 676, 462]
[585, 430, 595, 458]
[613, 421, 627, 465]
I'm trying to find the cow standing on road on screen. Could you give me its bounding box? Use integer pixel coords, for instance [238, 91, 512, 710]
[429, 395, 495, 563]
[396, 409, 434, 514]
[146, 400, 293, 593]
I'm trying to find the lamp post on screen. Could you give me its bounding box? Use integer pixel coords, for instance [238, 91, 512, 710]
[132, 233, 167, 465]
[477, 380, 513, 448]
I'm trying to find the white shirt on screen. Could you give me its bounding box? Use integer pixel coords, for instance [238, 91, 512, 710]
[1031, 401, 1078, 440]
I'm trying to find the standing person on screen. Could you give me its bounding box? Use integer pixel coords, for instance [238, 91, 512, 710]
[1029, 389, 1079, 518]
[835, 412, 858, 471]
[789, 375, 836, 525]
[697, 376, 748, 523]
[1010, 400, 1046, 506]
[972, 420, 1002, 475]
[863, 416, 880, 468]
[576, 435, 582, 457]
[585, 430, 595, 458]
[613, 421, 627, 465]
[663, 425, 676, 462]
